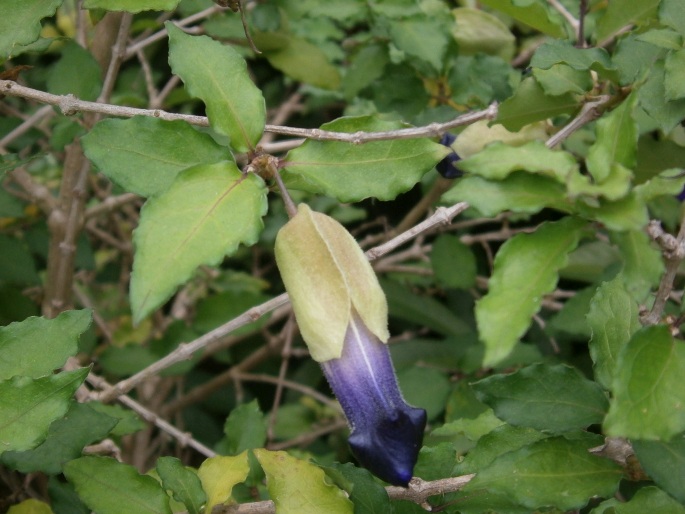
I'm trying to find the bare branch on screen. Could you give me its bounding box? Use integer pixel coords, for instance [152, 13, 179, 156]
[86, 373, 216, 458]
[96, 201, 470, 403]
[642, 217, 685, 325]
[545, 95, 612, 149]
[0, 79, 497, 145]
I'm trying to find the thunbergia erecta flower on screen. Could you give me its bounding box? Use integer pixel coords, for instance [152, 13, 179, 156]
[275, 204, 426, 486]
[436, 133, 463, 179]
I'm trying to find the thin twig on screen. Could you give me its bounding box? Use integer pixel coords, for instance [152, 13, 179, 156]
[210, 473, 476, 514]
[86, 373, 216, 458]
[0, 80, 497, 144]
[124, 6, 225, 59]
[0, 104, 55, 149]
[547, 0, 579, 35]
[234, 371, 340, 412]
[545, 95, 612, 148]
[0, 80, 497, 145]
[641, 218, 685, 325]
[96, 201, 470, 403]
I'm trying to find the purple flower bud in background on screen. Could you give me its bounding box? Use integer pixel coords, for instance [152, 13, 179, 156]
[321, 311, 426, 486]
[436, 133, 463, 179]
[275, 204, 426, 486]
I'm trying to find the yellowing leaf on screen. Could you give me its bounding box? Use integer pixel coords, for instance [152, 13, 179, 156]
[197, 453, 249, 509]
[254, 449, 353, 514]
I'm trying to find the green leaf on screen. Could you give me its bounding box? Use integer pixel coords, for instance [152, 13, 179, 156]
[452, 8, 516, 61]
[342, 44, 389, 99]
[595, 0, 660, 44]
[323, 463, 392, 514]
[456, 140, 578, 182]
[477, 0, 565, 37]
[255, 32, 341, 90]
[575, 193, 648, 231]
[453, 424, 547, 475]
[593, 486, 685, 514]
[47, 476, 89, 514]
[0, 234, 40, 286]
[130, 162, 267, 323]
[254, 449, 353, 514]
[197, 453, 250, 509]
[397, 366, 451, 421]
[1, 402, 117, 474]
[613, 34, 666, 85]
[0, 0, 62, 58]
[83, 117, 230, 197]
[639, 61, 685, 133]
[633, 435, 685, 503]
[0, 368, 89, 454]
[533, 63, 593, 96]
[637, 28, 683, 50]
[47, 41, 102, 102]
[660, 0, 685, 36]
[431, 235, 477, 289]
[586, 93, 638, 184]
[387, 16, 450, 72]
[610, 230, 664, 302]
[463, 437, 622, 511]
[604, 325, 685, 440]
[0, 310, 91, 380]
[476, 217, 585, 367]
[7, 498, 53, 514]
[83, 0, 181, 13]
[167, 23, 265, 153]
[472, 363, 608, 433]
[88, 402, 146, 436]
[546, 286, 595, 338]
[194, 290, 270, 336]
[531, 40, 618, 82]
[664, 48, 685, 101]
[497, 77, 580, 131]
[281, 116, 450, 202]
[442, 172, 571, 217]
[64, 456, 171, 514]
[156, 457, 206, 514]
[415, 443, 458, 481]
[382, 279, 473, 338]
[223, 400, 267, 455]
[587, 277, 641, 390]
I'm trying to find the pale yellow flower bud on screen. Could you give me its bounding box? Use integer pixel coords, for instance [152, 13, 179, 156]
[274, 204, 389, 361]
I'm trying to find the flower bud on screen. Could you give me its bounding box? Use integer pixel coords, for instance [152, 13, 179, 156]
[274, 203, 389, 362]
[275, 204, 426, 486]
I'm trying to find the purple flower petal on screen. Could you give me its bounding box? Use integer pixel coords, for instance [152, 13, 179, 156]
[321, 311, 426, 486]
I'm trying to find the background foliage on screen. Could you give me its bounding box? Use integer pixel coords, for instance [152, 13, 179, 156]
[2, 0, 685, 512]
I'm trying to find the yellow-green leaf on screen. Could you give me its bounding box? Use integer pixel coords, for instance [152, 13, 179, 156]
[254, 449, 353, 514]
[130, 162, 267, 323]
[197, 453, 250, 509]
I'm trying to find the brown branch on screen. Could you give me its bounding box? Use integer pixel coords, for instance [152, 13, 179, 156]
[85, 373, 216, 458]
[0, 79, 497, 144]
[96, 201, 470, 403]
[641, 218, 685, 325]
[209, 473, 476, 514]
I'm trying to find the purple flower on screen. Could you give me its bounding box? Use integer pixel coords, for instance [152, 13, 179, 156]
[274, 204, 426, 486]
[436, 133, 462, 179]
[321, 311, 426, 486]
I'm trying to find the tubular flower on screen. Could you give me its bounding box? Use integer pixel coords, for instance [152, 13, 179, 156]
[275, 204, 426, 486]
